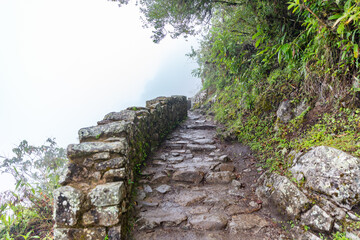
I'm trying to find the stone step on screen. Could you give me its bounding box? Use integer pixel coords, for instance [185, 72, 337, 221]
[187, 144, 217, 151]
[137, 208, 187, 230]
[186, 124, 217, 130]
[189, 213, 228, 230]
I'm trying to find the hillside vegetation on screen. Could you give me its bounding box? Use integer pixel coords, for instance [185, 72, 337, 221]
[183, 0, 360, 174]
[0, 139, 67, 239]
[122, 0, 360, 172]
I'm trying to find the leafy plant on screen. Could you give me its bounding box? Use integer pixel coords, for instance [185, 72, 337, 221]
[0, 139, 67, 239]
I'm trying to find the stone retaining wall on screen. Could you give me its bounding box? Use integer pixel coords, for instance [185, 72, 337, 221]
[53, 96, 188, 240]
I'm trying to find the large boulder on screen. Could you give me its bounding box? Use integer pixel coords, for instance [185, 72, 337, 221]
[276, 99, 309, 124]
[290, 146, 360, 209]
[300, 205, 334, 232]
[256, 172, 310, 219]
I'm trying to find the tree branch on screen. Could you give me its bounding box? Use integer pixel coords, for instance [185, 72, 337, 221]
[302, 3, 331, 30]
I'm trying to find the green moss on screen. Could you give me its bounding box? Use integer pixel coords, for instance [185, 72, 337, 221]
[294, 108, 360, 157]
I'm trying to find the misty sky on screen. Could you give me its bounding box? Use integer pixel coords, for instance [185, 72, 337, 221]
[0, 0, 201, 191]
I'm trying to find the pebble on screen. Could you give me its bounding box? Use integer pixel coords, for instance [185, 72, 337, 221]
[137, 190, 146, 201]
[143, 185, 153, 193]
[249, 201, 258, 208]
[219, 155, 231, 162]
[156, 184, 171, 194]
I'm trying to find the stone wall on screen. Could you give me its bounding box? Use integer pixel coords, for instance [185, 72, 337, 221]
[53, 96, 188, 240]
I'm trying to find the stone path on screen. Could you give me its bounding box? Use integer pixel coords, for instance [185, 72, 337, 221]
[132, 110, 290, 240]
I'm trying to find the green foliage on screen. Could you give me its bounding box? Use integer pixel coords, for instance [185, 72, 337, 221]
[296, 108, 360, 156]
[332, 231, 349, 240]
[138, 0, 214, 43]
[0, 139, 67, 240]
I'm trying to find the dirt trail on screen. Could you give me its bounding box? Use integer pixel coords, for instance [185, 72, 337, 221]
[132, 110, 290, 240]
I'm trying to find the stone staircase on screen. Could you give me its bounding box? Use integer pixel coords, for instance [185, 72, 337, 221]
[132, 110, 290, 240]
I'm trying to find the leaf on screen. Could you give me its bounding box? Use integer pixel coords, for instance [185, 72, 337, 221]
[332, 15, 346, 29]
[252, 31, 262, 40]
[287, 3, 295, 10]
[293, 6, 299, 13]
[328, 14, 342, 20]
[337, 22, 345, 35]
[354, 44, 359, 58]
[15, 179, 22, 190]
[278, 51, 282, 64]
[344, 0, 352, 10]
[342, 51, 347, 60]
[255, 38, 262, 48]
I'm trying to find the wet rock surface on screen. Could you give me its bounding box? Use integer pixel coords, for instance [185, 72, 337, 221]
[256, 146, 360, 237]
[291, 146, 360, 209]
[132, 110, 290, 239]
[256, 172, 310, 218]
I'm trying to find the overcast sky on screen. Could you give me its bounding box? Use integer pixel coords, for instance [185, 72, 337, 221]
[0, 0, 201, 192]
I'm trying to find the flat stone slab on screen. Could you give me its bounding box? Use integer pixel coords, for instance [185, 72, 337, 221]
[164, 142, 184, 149]
[92, 152, 111, 160]
[171, 162, 217, 171]
[95, 157, 126, 171]
[139, 201, 159, 207]
[175, 191, 207, 206]
[187, 206, 211, 215]
[229, 214, 269, 233]
[192, 139, 215, 144]
[68, 141, 128, 158]
[101, 109, 137, 123]
[206, 172, 235, 183]
[167, 156, 185, 163]
[187, 144, 217, 151]
[173, 170, 204, 184]
[138, 208, 187, 229]
[78, 121, 132, 142]
[187, 124, 217, 130]
[151, 172, 170, 183]
[189, 213, 228, 230]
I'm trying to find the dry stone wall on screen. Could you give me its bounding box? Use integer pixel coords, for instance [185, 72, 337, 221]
[53, 96, 188, 240]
